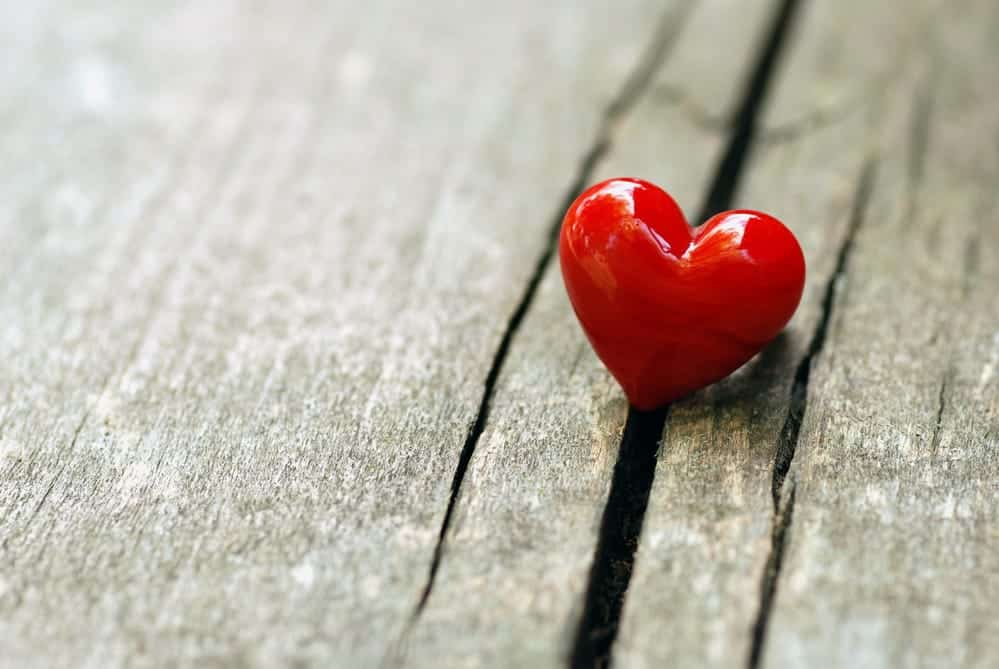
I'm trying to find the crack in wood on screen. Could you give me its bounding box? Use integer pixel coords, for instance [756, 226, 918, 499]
[698, 0, 803, 220]
[22, 361, 119, 528]
[572, 1, 805, 667]
[929, 370, 951, 457]
[400, 1, 698, 646]
[654, 81, 871, 149]
[26, 460, 70, 528]
[651, 82, 730, 133]
[769, 159, 876, 508]
[758, 98, 859, 145]
[748, 158, 878, 668]
[569, 406, 669, 669]
[748, 477, 796, 669]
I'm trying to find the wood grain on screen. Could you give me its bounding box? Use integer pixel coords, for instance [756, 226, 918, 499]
[610, 0, 885, 663]
[760, 0, 999, 665]
[403, 0, 782, 666]
[619, 0, 999, 667]
[0, 1, 673, 666]
[2, 0, 996, 667]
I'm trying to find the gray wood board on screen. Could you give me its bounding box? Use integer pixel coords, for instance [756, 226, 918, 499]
[613, 0, 923, 664]
[619, 0, 999, 667]
[759, 0, 999, 666]
[403, 0, 783, 666]
[0, 0, 674, 666]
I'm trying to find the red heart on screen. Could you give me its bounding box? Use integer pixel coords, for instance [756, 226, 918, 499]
[559, 177, 805, 410]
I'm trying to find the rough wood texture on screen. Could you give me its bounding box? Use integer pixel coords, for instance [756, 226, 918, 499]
[760, 0, 999, 666]
[618, 0, 999, 667]
[612, 0, 901, 664]
[3, 0, 997, 667]
[0, 1, 671, 666]
[400, 1, 783, 666]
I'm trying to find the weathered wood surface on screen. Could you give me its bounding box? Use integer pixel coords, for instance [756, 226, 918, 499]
[403, 0, 779, 665]
[0, 0, 673, 666]
[2, 0, 998, 668]
[617, 0, 999, 667]
[759, 0, 999, 666]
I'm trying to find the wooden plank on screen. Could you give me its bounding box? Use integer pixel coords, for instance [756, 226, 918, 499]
[617, 0, 999, 666]
[0, 1, 675, 666]
[402, 1, 783, 666]
[613, 0, 982, 667]
[759, 0, 999, 665]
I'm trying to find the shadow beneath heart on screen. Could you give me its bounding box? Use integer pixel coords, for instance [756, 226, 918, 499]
[697, 330, 796, 411]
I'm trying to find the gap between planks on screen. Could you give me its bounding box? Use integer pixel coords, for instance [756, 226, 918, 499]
[398, 0, 697, 638]
[388, 0, 843, 665]
[747, 157, 877, 669]
[571, 0, 806, 666]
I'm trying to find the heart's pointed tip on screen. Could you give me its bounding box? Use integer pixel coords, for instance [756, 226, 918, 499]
[628, 398, 671, 413]
[625, 386, 685, 413]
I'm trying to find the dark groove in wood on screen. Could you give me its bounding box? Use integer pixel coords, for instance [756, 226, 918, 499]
[570, 407, 669, 669]
[749, 159, 877, 669]
[404, 0, 696, 634]
[769, 159, 876, 508]
[572, 1, 805, 667]
[929, 368, 952, 457]
[697, 0, 803, 220]
[409, 138, 603, 616]
[748, 480, 797, 669]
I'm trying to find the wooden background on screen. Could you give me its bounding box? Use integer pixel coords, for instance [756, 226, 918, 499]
[1, 0, 996, 667]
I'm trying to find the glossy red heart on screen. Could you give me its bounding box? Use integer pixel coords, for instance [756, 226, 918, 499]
[559, 177, 805, 410]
